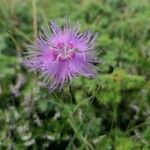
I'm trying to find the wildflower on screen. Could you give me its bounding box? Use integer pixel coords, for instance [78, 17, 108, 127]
[23, 20, 98, 91]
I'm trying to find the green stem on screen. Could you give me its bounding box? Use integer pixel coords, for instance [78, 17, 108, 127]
[69, 85, 75, 104]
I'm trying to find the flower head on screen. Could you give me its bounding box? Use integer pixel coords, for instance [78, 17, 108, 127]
[23, 20, 98, 91]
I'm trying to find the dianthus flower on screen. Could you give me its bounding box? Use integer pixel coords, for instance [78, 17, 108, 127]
[23, 20, 98, 91]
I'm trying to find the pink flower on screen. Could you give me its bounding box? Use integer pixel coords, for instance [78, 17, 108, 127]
[23, 20, 98, 91]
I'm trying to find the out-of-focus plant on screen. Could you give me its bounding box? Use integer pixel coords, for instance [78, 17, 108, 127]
[0, 0, 150, 149]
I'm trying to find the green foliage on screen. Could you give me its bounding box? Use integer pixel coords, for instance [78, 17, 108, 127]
[0, 0, 150, 149]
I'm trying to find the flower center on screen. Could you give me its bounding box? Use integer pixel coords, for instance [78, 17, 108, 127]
[53, 42, 77, 61]
[57, 51, 75, 61]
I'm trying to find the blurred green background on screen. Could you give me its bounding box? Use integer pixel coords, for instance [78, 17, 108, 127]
[0, 0, 150, 149]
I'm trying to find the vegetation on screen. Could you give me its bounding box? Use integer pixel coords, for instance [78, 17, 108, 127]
[0, 0, 150, 149]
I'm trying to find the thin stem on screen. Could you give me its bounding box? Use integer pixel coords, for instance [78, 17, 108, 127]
[66, 84, 102, 150]
[69, 85, 75, 104]
[32, 0, 37, 41]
